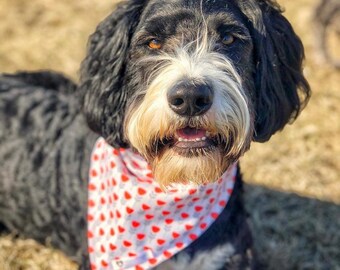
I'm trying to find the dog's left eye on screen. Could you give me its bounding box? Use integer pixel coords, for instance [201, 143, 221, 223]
[221, 33, 235, 45]
[148, 39, 162, 50]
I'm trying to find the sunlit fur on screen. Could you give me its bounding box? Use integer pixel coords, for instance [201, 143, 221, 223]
[125, 29, 253, 187]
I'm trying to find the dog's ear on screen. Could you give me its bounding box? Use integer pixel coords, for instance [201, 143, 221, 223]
[79, 0, 146, 147]
[239, 0, 311, 142]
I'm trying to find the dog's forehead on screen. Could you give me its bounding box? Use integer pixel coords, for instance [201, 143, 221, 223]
[137, 0, 247, 33]
[143, 0, 241, 15]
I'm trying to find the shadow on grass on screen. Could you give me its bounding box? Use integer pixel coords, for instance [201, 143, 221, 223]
[245, 184, 340, 270]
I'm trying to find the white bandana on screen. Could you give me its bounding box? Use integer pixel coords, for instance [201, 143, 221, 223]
[87, 137, 236, 270]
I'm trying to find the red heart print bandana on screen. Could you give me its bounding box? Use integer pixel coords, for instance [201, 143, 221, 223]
[87, 137, 236, 270]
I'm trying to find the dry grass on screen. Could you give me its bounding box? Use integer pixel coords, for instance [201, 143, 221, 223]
[0, 236, 77, 270]
[0, 0, 339, 269]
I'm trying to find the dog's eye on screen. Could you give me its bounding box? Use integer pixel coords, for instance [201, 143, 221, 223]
[221, 34, 235, 45]
[148, 39, 162, 50]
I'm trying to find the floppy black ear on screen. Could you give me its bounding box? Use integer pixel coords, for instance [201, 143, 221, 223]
[79, 0, 146, 147]
[240, 0, 311, 142]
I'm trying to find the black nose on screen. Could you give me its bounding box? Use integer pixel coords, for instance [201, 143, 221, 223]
[167, 83, 213, 116]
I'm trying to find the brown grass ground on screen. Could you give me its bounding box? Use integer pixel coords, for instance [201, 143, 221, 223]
[0, 0, 339, 269]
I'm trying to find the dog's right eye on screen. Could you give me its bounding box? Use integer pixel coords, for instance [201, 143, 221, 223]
[221, 33, 235, 45]
[148, 39, 162, 50]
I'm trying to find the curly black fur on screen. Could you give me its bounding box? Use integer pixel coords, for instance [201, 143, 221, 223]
[0, 71, 97, 261]
[242, 1, 310, 141]
[80, 0, 146, 148]
[0, 0, 310, 269]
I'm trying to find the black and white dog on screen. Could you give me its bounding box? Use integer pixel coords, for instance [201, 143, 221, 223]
[0, 0, 310, 269]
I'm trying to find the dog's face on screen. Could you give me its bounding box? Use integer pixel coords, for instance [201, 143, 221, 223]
[124, 1, 255, 185]
[80, 0, 310, 186]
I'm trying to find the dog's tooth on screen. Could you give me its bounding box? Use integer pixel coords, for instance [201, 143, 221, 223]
[178, 137, 183, 142]
[195, 138, 201, 142]
[202, 137, 207, 141]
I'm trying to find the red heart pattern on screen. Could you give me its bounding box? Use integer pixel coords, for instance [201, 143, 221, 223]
[138, 187, 147, 195]
[157, 239, 165, 245]
[152, 226, 160, 233]
[132, 221, 140, 228]
[172, 232, 180, 239]
[142, 204, 150, 210]
[124, 191, 132, 200]
[87, 137, 236, 270]
[145, 214, 154, 220]
[148, 258, 157, 265]
[126, 207, 134, 214]
[165, 218, 174, 224]
[137, 234, 145, 240]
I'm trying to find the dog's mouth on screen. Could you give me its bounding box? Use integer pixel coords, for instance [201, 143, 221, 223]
[158, 126, 225, 157]
[175, 127, 214, 147]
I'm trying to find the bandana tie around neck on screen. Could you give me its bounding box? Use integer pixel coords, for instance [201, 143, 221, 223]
[87, 137, 236, 270]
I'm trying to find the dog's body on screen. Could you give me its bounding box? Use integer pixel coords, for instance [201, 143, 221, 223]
[0, 72, 97, 261]
[0, 72, 252, 269]
[0, 0, 310, 269]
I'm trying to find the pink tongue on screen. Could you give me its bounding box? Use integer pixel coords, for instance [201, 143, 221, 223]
[177, 127, 206, 140]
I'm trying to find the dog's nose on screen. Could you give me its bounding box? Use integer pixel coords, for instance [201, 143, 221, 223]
[167, 83, 213, 116]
